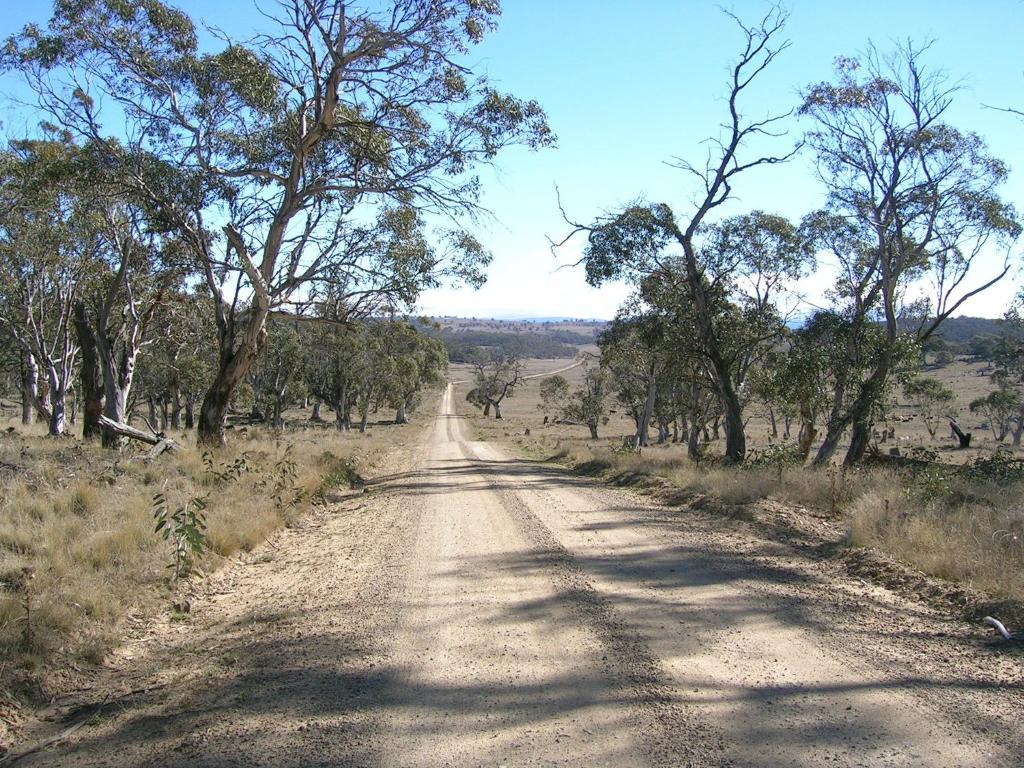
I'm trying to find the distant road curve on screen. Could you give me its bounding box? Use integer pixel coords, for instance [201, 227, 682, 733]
[449, 356, 584, 386]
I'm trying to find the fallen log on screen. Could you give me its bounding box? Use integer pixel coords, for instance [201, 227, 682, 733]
[97, 415, 178, 456]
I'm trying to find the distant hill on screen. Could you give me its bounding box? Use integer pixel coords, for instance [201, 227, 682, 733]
[427, 316, 605, 337]
[419, 317, 605, 362]
[929, 316, 1009, 344]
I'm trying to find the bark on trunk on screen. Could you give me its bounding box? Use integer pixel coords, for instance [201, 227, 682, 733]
[310, 399, 323, 422]
[395, 404, 408, 424]
[185, 399, 195, 430]
[842, 364, 890, 466]
[198, 321, 268, 447]
[845, 420, 872, 464]
[272, 394, 285, 428]
[687, 421, 701, 461]
[949, 420, 971, 448]
[493, 401, 503, 420]
[588, 422, 599, 439]
[72, 302, 103, 440]
[198, 377, 236, 448]
[21, 351, 38, 425]
[722, 394, 745, 463]
[170, 385, 182, 429]
[636, 371, 657, 448]
[48, 391, 66, 437]
[797, 421, 817, 460]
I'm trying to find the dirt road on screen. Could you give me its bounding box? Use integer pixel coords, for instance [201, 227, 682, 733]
[12, 385, 1023, 767]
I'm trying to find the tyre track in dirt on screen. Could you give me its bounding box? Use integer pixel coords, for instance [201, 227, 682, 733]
[375, 386, 709, 766]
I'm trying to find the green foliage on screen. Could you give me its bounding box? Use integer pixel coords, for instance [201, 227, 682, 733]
[747, 442, 805, 471]
[6, 0, 553, 444]
[320, 453, 363, 491]
[964, 449, 1024, 486]
[970, 387, 1020, 442]
[469, 352, 523, 416]
[152, 489, 208, 582]
[905, 464, 956, 507]
[537, 375, 570, 416]
[904, 376, 956, 438]
[797, 43, 1019, 464]
[257, 444, 305, 513]
[201, 450, 252, 485]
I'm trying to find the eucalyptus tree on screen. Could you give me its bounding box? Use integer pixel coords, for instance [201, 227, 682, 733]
[565, 366, 614, 440]
[303, 322, 364, 431]
[597, 314, 666, 448]
[250, 319, 304, 428]
[558, 6, 802, 461]
[538, 375, 571, 421]
[136, 289, 218, 430]
[376, 322, 447, 425]
[903, 377, 956, 439]
[8, 0, 552, 446]
[599, 210, 809, 458]
[0, 137, 95, 436]
[467, 352, 523, 420]
[970, 386, 1019, 443]
[78, 183, 186, 444]
[774, 312, 864, 460]
[537, 365, 612, 439]
[800, 43, 1020, 464]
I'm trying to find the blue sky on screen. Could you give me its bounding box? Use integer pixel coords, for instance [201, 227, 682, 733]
[3, 1, 1022, 319]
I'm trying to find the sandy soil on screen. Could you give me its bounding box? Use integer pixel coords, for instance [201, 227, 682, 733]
[7, 384, 1023, 767]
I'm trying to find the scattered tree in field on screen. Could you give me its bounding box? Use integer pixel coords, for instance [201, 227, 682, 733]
[598, 314, 665, 448]
[904, 377, 956, 439]
[921, 336, 958, 366]
[537, 366, 612, 438]
[970, 386, 1020, 443]
[538, 375, 571, 420]
[468, 354, 523, 419]
[562, 366, 613, 439]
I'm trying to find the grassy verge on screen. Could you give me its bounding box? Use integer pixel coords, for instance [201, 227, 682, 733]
[0, 396, 434, 721]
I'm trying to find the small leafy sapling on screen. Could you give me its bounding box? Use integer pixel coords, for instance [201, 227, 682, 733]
[256, 444, 307, 513]
[201, 450, 252, 484]
[153, 487, 209, 582]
